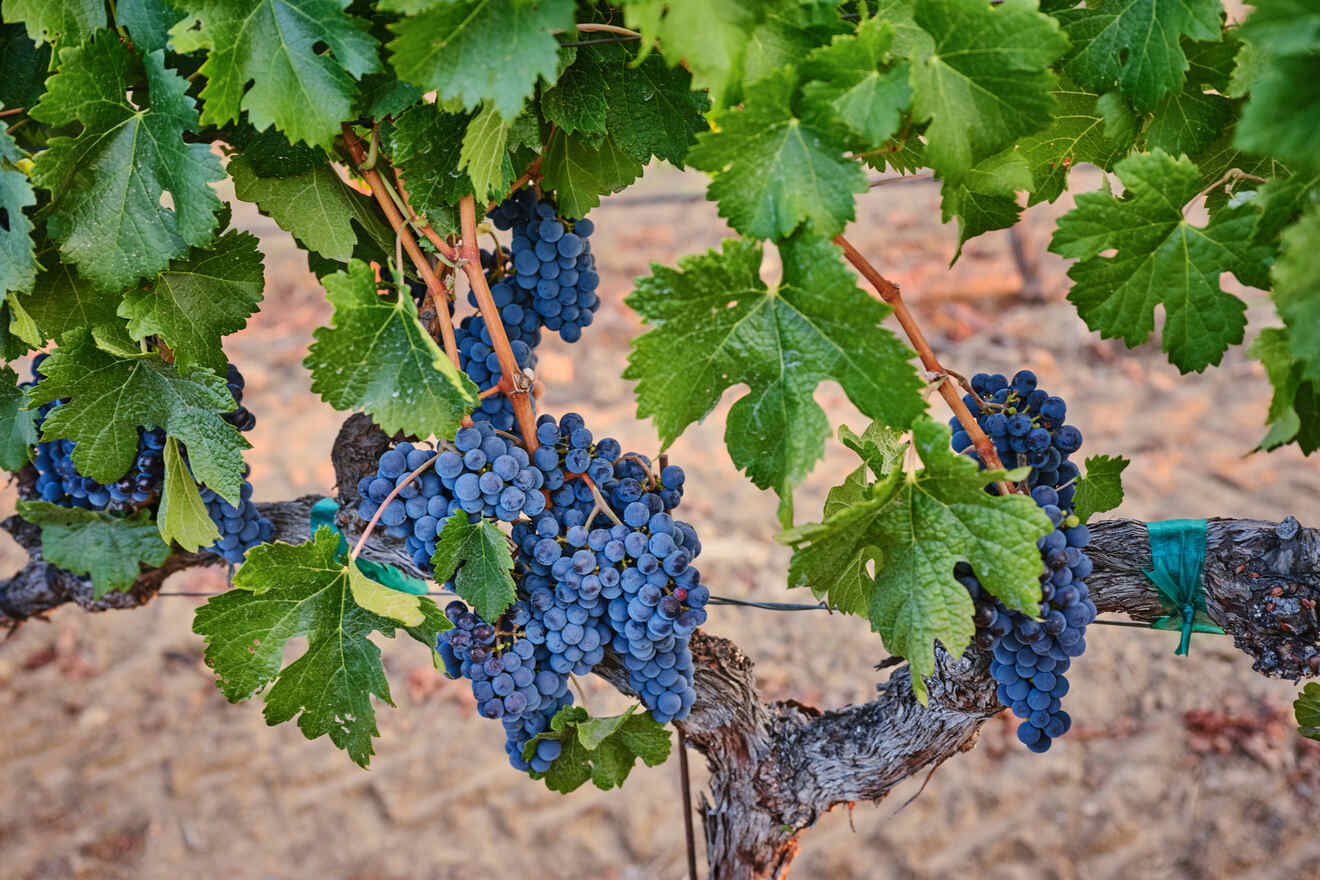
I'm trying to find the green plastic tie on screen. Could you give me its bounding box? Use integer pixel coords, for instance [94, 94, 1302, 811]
[310, 497, 429, 595]
[1143, 519, 1224, 655]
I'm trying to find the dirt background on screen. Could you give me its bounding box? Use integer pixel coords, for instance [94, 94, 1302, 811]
[3, 162, 1320, 880]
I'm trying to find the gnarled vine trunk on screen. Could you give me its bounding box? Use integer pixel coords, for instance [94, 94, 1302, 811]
[3, 415, 1318, 879]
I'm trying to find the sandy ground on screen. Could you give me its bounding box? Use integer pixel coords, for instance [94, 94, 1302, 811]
[2, 164, 1320, 880]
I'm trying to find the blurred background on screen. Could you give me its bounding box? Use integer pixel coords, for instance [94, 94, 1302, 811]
[2, 162, 1319, 879]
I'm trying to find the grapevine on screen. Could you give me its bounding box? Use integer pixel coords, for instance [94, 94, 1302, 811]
[0, 1, 1317, 876]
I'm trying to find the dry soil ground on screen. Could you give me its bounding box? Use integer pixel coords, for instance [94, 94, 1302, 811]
[2, 164, 1319, 880]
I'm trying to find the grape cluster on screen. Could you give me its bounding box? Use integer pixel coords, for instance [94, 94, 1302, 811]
[356, 422, 548, 571]
[436, 599, 575, 773]
[454, 313, 536, 432]
[487, 189, 600, 343]
[201, 466, 274, 564]
[953, 370, 1096, 752]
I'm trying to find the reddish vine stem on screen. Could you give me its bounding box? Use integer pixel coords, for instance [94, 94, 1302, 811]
[0, 106, 23, 118]
[459, 195, 540, 453]
[833, 234, 1013, 489]
[340, 124, 461, 370]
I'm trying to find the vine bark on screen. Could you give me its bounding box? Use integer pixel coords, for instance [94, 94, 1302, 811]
[3, 415, 1318, 879]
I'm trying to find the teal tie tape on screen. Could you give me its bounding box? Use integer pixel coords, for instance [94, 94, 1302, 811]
[1143, 519, 1224, 655]
[310, 497, 429, 595]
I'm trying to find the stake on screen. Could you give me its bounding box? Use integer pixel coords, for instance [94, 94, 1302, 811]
[678, 727, 699, 880]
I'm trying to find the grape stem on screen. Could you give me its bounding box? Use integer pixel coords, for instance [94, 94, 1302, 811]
[349, 452, 439, 563]
[833, 234, 1014, 494]
[459, 195, 541, 453]
[339, 124, 462, 371]
[578, 474, 624, 528]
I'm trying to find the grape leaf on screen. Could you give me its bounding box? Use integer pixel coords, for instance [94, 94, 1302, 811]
[356, 71, 425, 120]
[1058, 0, 1222, 110]
[624, 234, 927, 515]
[1271, 191, 1320, 388]
[0, 124, 36, 302]
[386, 105, 483, 217]
[387, 0, 574, 122]
[838, 421, 905, 481]
[228, 155, 392, 265]
[15, 257, 122, 345]
[1295, 682, 1320, 741]
[1235, 28, 1320, 175]
[622, 0, 768, 107]
[29, 34, 223, 292]
[939, 149, 1033, 258]
[305, 260, 478, 440]
[157, 436, 220, 551]
[430, 512, 517, 623]
[193, 527, 450, 767]
[687, 68, 866, 240]
[778, 417, 1052, 702]
[1251, 327, 1320, 454]
[118, 229, 265, 373]
[0, 24, 52, 110]
[170, 0, 380, 149]
[27, 329, 248, 503]
[907, 0, 1069, 184]
[117, 0, 185, 52]
[3, 0, 103, 45]
[1048, 150, 1267, 374]
[539, 46, 609, 138]
[741, 3, 850, 89]
[1018, 80, 1135, 206]
[460, 103, 515, 202]
[525, 705, 672, 793]
[800, 16, 911, 150]
[0, 364, 36, 471]
[221, 123, 328, 179]
[1072, 454, 1129, 523]
[1143, 80, 1234, 157]
[539, 130, 644, 220]
[17, 501, 171, 598]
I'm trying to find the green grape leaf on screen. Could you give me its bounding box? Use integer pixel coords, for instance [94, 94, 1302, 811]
[624, 235, 927, 510]
[157, 436, 220, 551]
[356, 71, 425, 120]
[741, 3, 851, 89]
[170, 0, 379, 149]
[117, 0, 185, 52]
[29, 34, 223, 292]
[387, 0, 574, 121]
[0, 124, 37, 301]
[430, 512, 516, 623]
[1251, 327, 1320, 454]
[1072, 454, 1130, 523]
[1018, 80, 1135, 206]
[1234, 2, 1320, 176]
[907, 0, 1069, 184]
[194, 528, 450, 767]
[838, 421, 905, 481]
[228, 155, 393, 264]
[778, 417, 1052, 702]
[1272, 200, 1320, 387]
[0, 24, 52, 110]
[460, 103, 515, 202]
[539, 130, 644, 220]
[800, 16, 911, 150]
[540, 46, 609, 138]
[27, 329, 248, 502]
[526, 705, 672, 793]
[3, 0, 104, 45]
[118, 229, 265, 373]
[1296, 682, 1320, 741]
[17, 501, 171, 598]
[384, 105, 478, 217]
[306, 261, 477, 439]
[1058, 0, 1222, 110]
[0, 364, 36, 471]
[687, 69, 866, 240]
[597, 46, 709, 168]
[621, 0, 768, 107]
[1048, 150, 1267, 374]
[16, 257, 122, 345]
[939, 149, 1033, 258]
[221, 123, 329, 179]
[1143, 80, 1234, 157]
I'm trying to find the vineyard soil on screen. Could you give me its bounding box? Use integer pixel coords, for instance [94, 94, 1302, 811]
[2, 165, 1318, 880]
